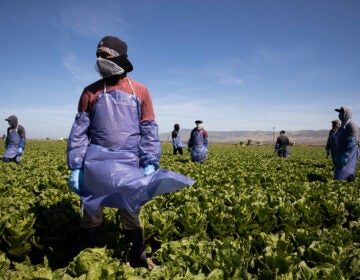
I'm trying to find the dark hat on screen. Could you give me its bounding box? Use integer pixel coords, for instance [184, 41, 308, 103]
[97, 36, 133, 73]
[5, 115, 18, 128]
[335, 107, 344, 113]
[98, 36, 128, 55]
[5, 115, 16, 121]
[195, 120, 203, 124]
[280, 130, 285, 134]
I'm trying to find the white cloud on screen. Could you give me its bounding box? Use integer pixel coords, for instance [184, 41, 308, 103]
[55, 0, 128, 38]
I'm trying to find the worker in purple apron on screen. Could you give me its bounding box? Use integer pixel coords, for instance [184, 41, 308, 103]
[188, 120, 209, 163]
[67, 36, 194, 270]
[3, 115, 26, 164]
[333, 106, 359, 182]
[172, 123, 186, 155]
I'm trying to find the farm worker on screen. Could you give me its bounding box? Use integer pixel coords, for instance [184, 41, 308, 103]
[3, 115, 26, 164]
[333, 106, 359, 182]
[66, 36, 195, 269]
[274, 130, 290, 158]
[326, 119, 341, 166]
[171, 123, 186, 155]
[188, 120, 209, 162]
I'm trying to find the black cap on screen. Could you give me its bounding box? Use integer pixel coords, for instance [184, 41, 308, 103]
[97, 36, 133, 73]
[195, 120, 203, 124]
[335, 107, 344, 113]
[5, 115, 16, 121]
[98, 36, 128, 55]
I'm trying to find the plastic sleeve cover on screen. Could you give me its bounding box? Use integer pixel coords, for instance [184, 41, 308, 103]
[188, 138, 192, 149]
[188, 131, 194, 149]
[67, 112, 90, 169]
[204, 136, 209, 149]
[326, 133, 331, 150]
[139, 120, 161, 168]
[173, 136, 180, 148]
[19, 138, 26, 149]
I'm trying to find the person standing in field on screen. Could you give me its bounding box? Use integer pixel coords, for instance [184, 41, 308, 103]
[171, 123, 186, 155]
[333, 106, 359, 182]
[188, 120, 209, 163]
[274, 130, 290, 158]
[326, 119, 341, 166]
[66, 36, 194, 269]
[3, 115, 26, 164]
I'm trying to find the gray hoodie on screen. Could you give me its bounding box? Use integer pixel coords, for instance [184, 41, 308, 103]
[5, 115, 26, 139]
[337, 106, 359, 138]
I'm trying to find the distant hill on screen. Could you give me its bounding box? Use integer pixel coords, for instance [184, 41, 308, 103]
[160, 129, 329, 145]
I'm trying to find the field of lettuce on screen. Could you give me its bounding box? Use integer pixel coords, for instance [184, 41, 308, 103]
[0, 140, 359, 279]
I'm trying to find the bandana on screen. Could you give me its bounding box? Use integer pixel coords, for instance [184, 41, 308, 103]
[96, 58, 124, 78]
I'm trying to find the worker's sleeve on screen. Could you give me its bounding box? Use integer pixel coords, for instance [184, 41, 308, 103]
[204, 135, 209, 149]
[139, 120, 161, 168]
[67, 112, 90, 170]
[188, 132, 193, 149]
[18, 126, 26, 149]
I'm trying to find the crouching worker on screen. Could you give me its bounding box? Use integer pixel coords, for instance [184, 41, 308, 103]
[66, 36, 195, 270]
[3, 115, 26, 164]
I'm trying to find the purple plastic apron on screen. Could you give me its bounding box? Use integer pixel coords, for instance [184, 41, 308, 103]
[190, 131, 207, 162]
[80, 89, 195, 217]
[334, 126, 359, 180]
[3, 130, 20, 159]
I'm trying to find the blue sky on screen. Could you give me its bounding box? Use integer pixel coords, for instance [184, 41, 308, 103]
[1, 0, 359, 139]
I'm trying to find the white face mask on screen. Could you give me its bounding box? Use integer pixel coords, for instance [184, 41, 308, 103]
[197, 124, 203, 129]
[96, 58, 124, 78]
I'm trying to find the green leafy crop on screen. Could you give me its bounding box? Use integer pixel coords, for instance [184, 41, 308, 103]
[0, 141, 359, 279]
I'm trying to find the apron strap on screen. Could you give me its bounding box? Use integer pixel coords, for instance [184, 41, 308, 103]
[102, 77, 136, 97]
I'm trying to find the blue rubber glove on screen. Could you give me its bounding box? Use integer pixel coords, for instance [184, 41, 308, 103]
[68, 169, 84, 195]
[340, 155, 348, 166]
[18, 147, 23, 155]
[144, 164, 155, 176]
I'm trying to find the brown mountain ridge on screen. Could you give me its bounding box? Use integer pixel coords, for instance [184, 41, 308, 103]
[160, 129, 330, 146]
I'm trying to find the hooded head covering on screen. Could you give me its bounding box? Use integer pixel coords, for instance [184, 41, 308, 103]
[335, 106, 352, 124]
[5, 115, 18, 128]
[97, 36, 133, 73]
